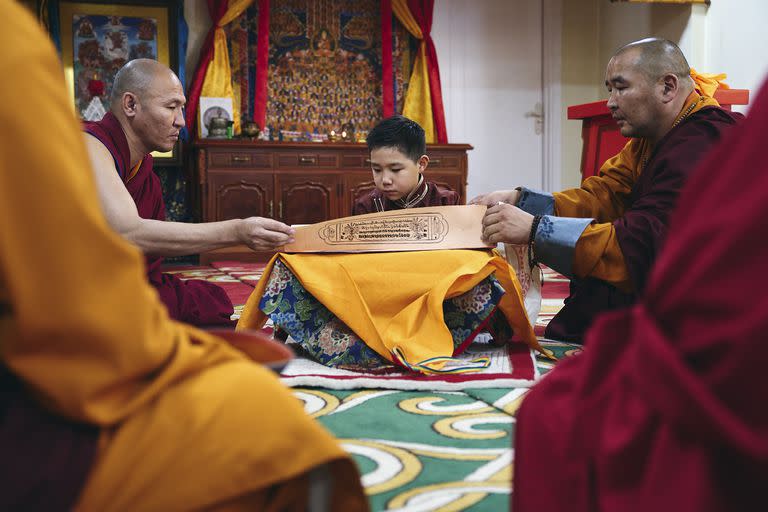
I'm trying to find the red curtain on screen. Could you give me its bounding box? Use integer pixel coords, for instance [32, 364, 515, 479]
[381, 0, 394, 118]
[253, 0, 270, 129]
[185, 0, 229, 137]
[406, 0, 447, 143]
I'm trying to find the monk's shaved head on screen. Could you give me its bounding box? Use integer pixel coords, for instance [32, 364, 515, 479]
[613, 38, 691, 84]
[110, 59, 178, 107]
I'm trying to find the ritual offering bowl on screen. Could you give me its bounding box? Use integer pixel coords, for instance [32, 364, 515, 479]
[242, 121, 260, 139]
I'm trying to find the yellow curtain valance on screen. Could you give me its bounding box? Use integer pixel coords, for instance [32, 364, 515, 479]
[392, 0, 435, 143]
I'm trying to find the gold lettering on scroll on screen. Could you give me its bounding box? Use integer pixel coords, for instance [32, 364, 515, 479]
[318, 213, 449, 245]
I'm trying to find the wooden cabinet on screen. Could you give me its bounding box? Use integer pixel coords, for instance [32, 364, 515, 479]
[193, 141, 473, 262]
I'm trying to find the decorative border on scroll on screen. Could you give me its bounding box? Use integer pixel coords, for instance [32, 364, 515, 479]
[318, 212, 449, 245]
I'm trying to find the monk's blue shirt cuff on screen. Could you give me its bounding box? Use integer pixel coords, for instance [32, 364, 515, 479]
[534, 216, 593, 278]
[516, 187, 555, 216]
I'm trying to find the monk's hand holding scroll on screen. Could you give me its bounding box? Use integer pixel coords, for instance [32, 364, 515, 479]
[468, 188, 520, 207]
[237, 217, 295, 251]
[481, 203, 534, 245]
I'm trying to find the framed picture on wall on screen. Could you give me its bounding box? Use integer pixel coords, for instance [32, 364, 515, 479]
[47, 0, 180, 163]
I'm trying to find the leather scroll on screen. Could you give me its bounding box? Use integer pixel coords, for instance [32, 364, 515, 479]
[281, 205, 493, 253]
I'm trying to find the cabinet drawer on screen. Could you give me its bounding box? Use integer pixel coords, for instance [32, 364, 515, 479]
[277, 152, 339, 168]
[426, 154, 461, 170]
[341, 153, 370, 168]
[209, 151, 273, 168]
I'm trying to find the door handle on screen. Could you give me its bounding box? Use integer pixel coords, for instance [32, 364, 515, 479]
[525, 102, 544, 135]
[299, 156, 317, 165]
[231, 155, 250, 163]
[268, 200, 274, 218]
[429, 158, 442, 166]
[279, 201, 283, 220]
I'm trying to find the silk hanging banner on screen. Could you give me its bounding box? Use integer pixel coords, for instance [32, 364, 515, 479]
[281, 205, 493, 253]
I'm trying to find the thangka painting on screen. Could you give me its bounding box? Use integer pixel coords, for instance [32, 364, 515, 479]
[226, 0, 414, 142]
[58, 2, 171, 122]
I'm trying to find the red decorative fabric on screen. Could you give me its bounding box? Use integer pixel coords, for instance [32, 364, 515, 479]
[514, 78, 768, 511]
[381, 0, 394, 118]
[185, 0, 229, 137]
[253, 0, 270, 128]
[84, 113, 234, 326]
[407, 0, 447, 143]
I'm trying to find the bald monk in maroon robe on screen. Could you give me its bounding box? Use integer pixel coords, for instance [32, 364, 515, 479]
[513, 76, 768, 511]
[471, 38, 742, 342]
[83, 59, 295, 325]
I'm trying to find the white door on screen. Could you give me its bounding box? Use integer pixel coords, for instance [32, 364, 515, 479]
[433, 0, 545, 199]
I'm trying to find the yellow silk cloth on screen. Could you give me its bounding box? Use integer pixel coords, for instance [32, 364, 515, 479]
[199, 0, 254, 136]
[393, 0, 436, 143]
[690, 68, 730, 98]
[238, 250, 541, 371]
[0, 4, 365, 509]
[554, 92, 720, 291]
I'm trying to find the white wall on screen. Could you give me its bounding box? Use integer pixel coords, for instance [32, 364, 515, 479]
[703, 0, 768, 114]
[557, 0, 766, 188]
[597, 1, 766, 113]
[432, 0, 544, 200]
[560, 0, 601, 190]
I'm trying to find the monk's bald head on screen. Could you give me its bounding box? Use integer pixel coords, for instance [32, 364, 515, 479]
[613, 38, 692, 85]
[110, 59, 179, 108]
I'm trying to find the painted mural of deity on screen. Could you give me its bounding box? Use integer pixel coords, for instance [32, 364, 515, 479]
[71, 13, 158, 119]
[225, 0, 414, 140]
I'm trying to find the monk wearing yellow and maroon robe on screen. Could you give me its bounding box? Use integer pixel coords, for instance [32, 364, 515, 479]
[0, 3, 367, 509]
[84, 113, 236, 325]
[513, 75, 768, 512]
[472, 38, 742, 342]
[83, 59, 296, 327]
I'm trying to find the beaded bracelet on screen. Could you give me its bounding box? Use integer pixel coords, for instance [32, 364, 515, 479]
[528, 214, 543, 269]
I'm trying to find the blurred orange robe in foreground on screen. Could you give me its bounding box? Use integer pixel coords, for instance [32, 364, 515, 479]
[0, 2, 366, 510]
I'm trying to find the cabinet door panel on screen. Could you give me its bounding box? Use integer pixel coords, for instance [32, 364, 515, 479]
[208, 173, 274, 221]
[276, 174, 340, 224]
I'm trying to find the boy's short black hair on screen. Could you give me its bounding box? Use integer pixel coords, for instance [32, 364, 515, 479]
[366, 115, 426, 163]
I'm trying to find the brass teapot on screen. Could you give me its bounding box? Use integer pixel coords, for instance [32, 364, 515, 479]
[207, 115, 233, 139]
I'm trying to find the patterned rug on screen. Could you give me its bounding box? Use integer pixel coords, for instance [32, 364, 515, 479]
[163, 261, 579, 510]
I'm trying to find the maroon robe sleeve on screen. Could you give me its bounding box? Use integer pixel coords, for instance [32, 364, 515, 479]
[514, 80, 768, 512]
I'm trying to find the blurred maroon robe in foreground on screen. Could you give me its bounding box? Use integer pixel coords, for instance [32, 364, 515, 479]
[84, 113, 233, 325]
[514, 79, 768, 511]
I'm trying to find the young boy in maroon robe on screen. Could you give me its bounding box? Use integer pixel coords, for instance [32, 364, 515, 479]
[83, 59, 295, 326]
[513, 76, 768, 512]
[352, 115, 460, 214]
